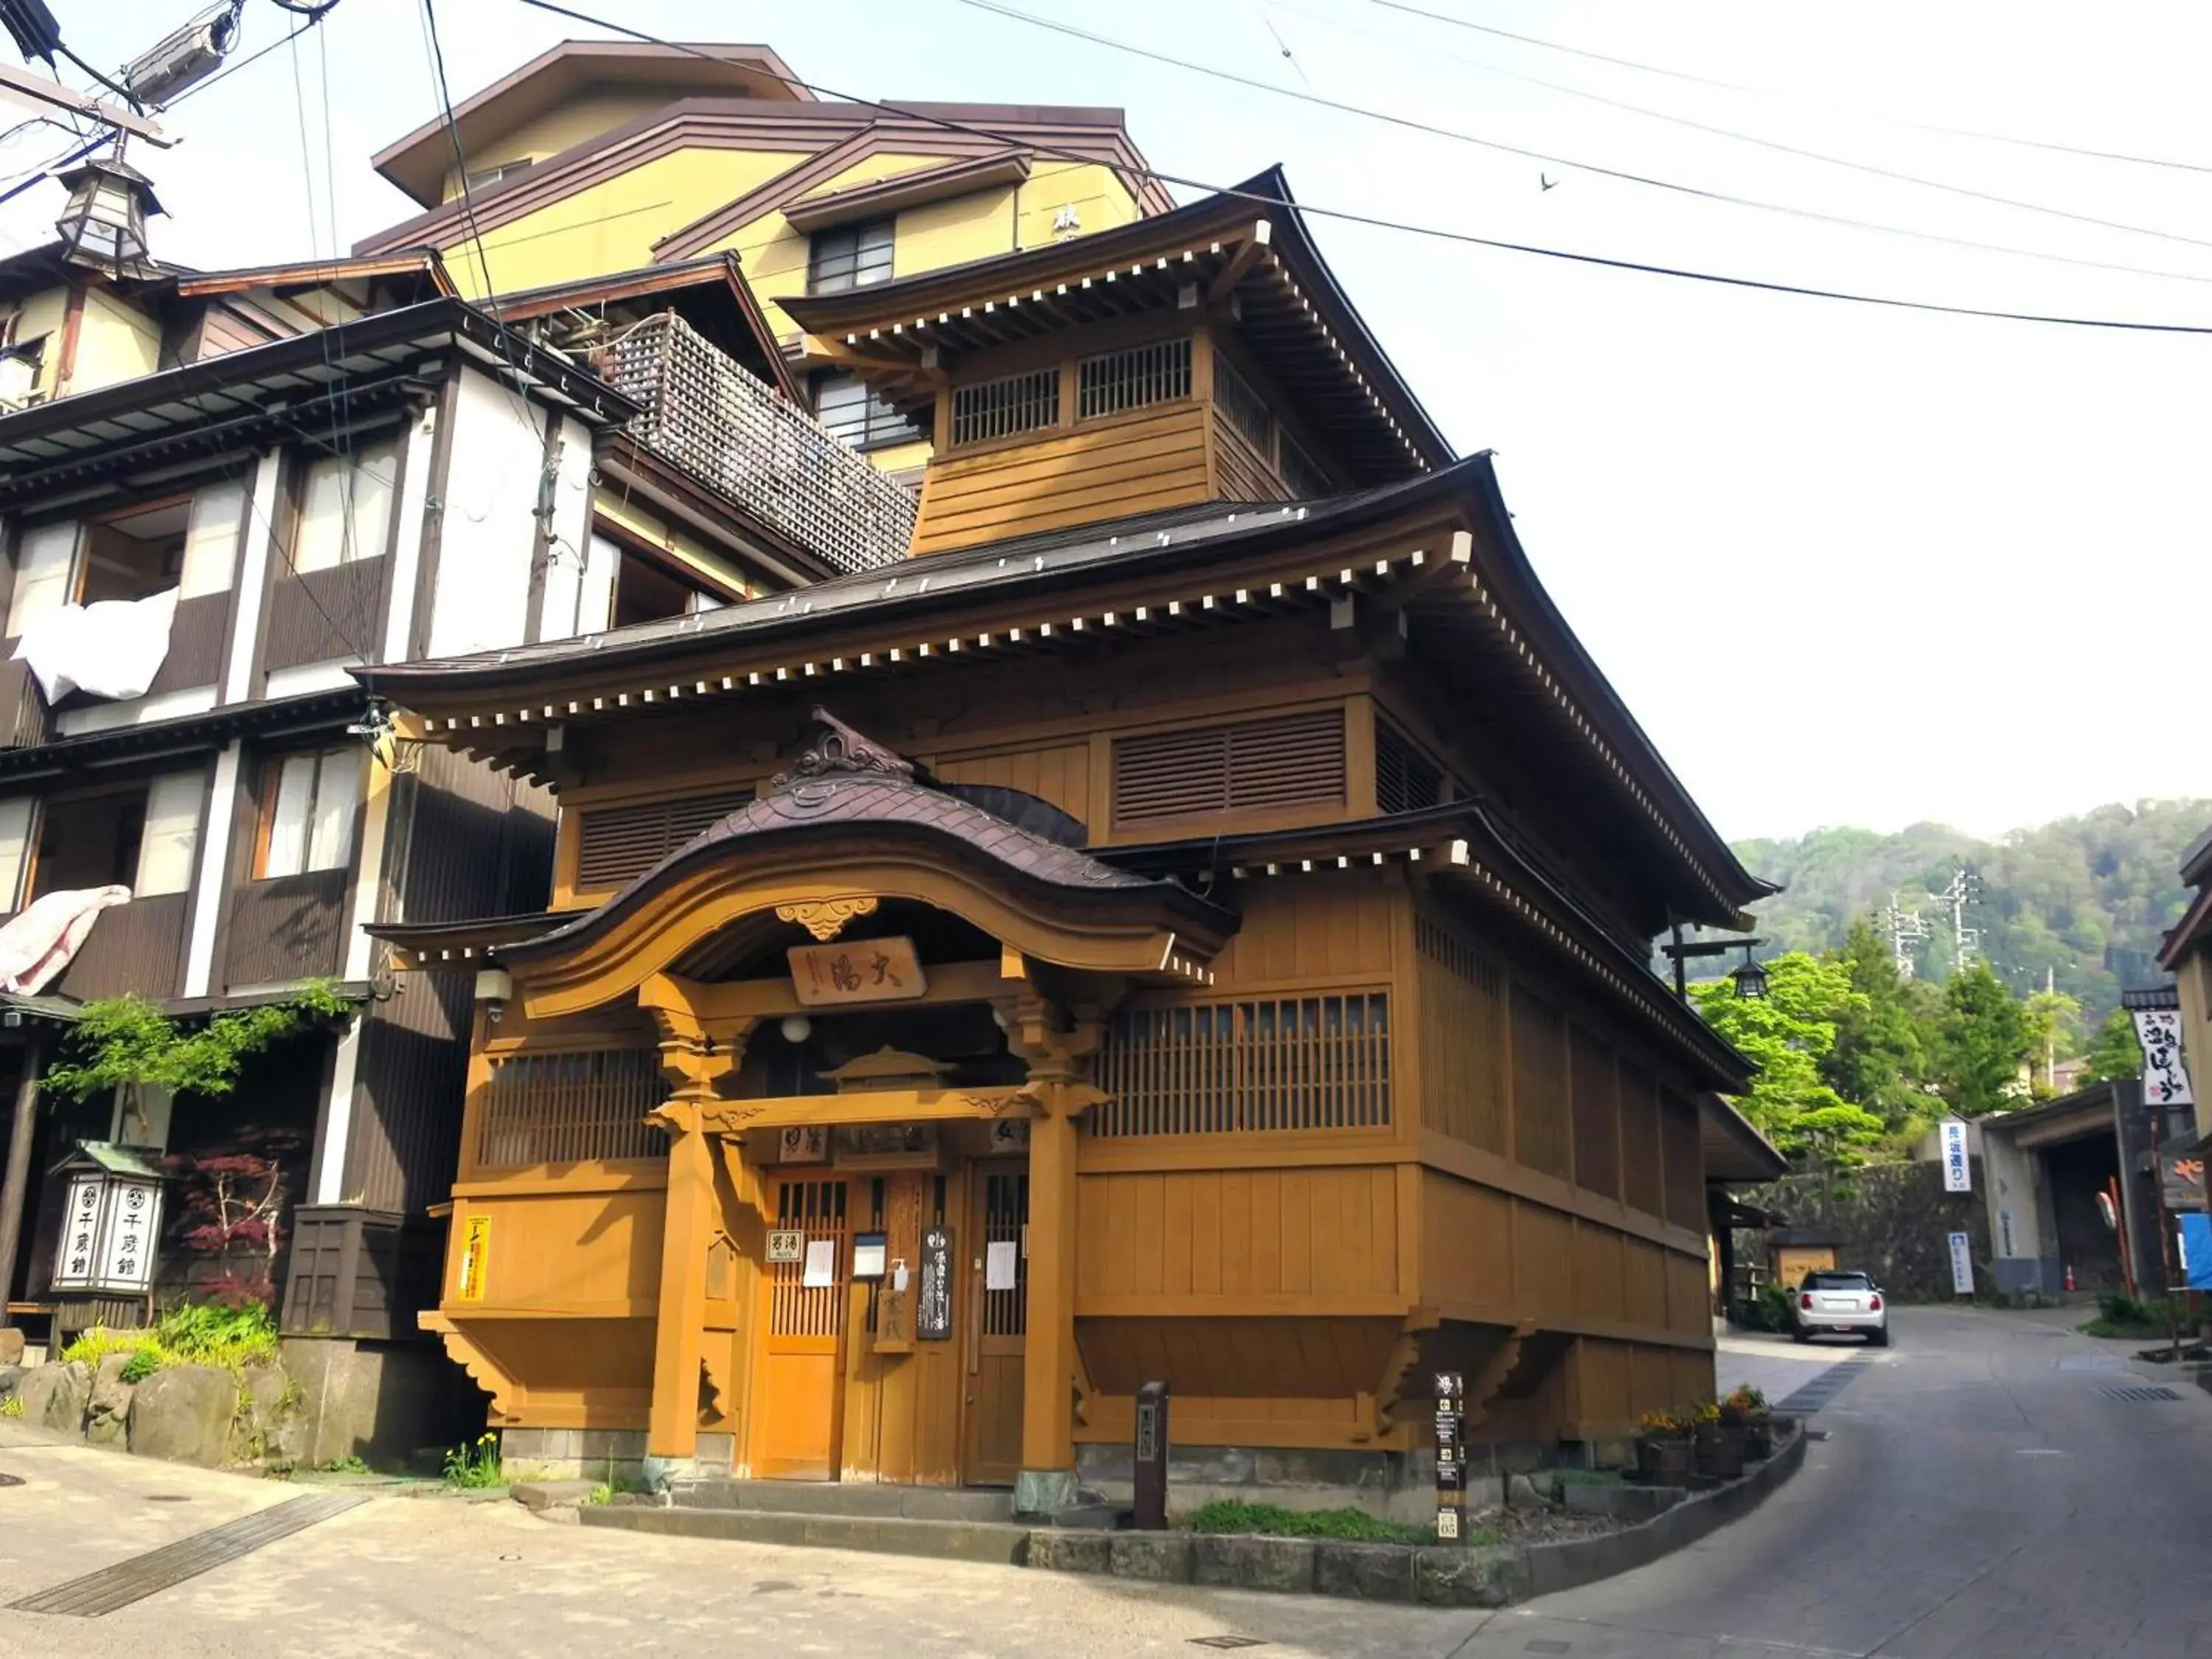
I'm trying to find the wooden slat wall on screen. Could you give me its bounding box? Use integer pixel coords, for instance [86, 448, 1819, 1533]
[1659, 1089, 1705, 1233]
[1076, 1318, 1402, 1402]
[1075, 1165, 1401, 1302]
[53, 892, 188, 1000]
[931, 744, 1091, 831]
[574, 787, 753, 891]
[1206, 873, 1394, 989]
[1414, 917, 1508, 1153]
[223, 868, 348, 989]
[911, 403, 1211, 555]
[397, 741, 557, 922]
[453, 1190, 666, 1309]
[145, 593, 229, 696]
[264, 557, 387, 671]
[1619, 1065, 1664, 1220]
[1510, 986, 1571, 1181]
[1571, 1026, 1621, 1200]
[349, 972, 473, 1214]
[1211, 408, 1292, 505]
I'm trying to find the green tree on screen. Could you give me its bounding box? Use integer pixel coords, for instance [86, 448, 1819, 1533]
[2083, 1007, 2143, 1083]
[2023, 982, 2084, 1096]
[44, 984, 350, 1105]
[1820, 919, 1935, 1128]
[1933, 962, 2034, 1117]
[1691, 953, 1888, 1173]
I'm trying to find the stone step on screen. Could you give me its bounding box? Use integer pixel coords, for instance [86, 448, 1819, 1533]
[661, 1477, 1016, 1524]
[579, 1503, 1033, 1565]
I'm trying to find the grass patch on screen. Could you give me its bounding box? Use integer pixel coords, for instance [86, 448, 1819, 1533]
[2081, 1291, 2180, 1341]
[318, 1454, 371, 1475]
[1183, 1500, 1467, 1546]
[1546, 1467, 1624, 1487]
[59, 1301, 282, 1381]
[443, 1432, 504, 1490]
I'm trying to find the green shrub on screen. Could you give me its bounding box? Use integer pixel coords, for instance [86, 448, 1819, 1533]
[319, 1454, 369, 1475]
[1183, 1500, 1470, 1546]
[119, 1349, 161, 1385]
[154, 1300, 279, 1370]
[1, 1396, 21, 1418]
[2084, 1291, 2172, 1338]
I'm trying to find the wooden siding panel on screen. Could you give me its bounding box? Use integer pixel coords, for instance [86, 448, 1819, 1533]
[1511, 985, 1571, 1181]
[462, 1189, 664, 1308]
[911, 403, 1210, 554]
[1660, 1089, 1704, 1231]
[1666, 1249, 1712, 1338]
[1571, 1026, 1621, 1200]
[223, 868, 347, 988]
[1208, 875, 1391, 988]
[53, 893, 187, 1000]
[1623, 1237, 1667, 1332]
[1415, 917, 1508, 1153]
[400, 741, 557, 922]
[1573, 1221, 1627, 1325]
[349, 972, 471, 1215]
[145, 592, 228, 696]
[265, 557, 388, 672]
[1513, 1201, 1574, 1324]
[1420, 1169, 1513, 1310]
[574, 787, 752, 891]
[1212, 408, 1292, 505]
[1111, 708, 1346, 831]
[1619, 1065, 1663, 1220]
[1075, 1166, 1398, 1302]
[933, 744, 1091, 832]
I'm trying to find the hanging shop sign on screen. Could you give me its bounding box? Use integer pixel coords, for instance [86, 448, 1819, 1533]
[2132, 1009, 2196, 1109]
[2159, 1148, 2205, 1214]
[456, 1214, 492, 1302]
[917, 1225, 953, 1340]
[788, 936, 928, 1008]
[776, 1125, 830, 1165]
[1939, 1120, 1972, 1194]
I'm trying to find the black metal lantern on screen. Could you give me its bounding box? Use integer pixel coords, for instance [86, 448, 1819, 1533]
[54, 152, 161, 274]
[1731, 948, 1770, 1001]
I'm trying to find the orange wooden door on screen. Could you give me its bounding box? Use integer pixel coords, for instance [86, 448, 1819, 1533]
[751, 1177, 851, 1481]
[961, 1164, 1028, 1486]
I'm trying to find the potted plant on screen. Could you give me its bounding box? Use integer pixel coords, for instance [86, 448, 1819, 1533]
[1635, 1410, 1694, 1485]
[1725, 1385, 1774, 1459]
[1691, 1399, 1745, 1480]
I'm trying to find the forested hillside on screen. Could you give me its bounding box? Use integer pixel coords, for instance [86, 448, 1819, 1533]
[1731, 800, 2208, 1028]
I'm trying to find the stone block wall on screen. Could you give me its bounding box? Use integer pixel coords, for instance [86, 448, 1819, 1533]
[1743, 1161, 1993, 1304]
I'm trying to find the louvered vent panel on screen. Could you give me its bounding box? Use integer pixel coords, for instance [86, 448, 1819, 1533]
[575, 788, 753, 889]
[1375, 720, 1444, 815]
[1113, 709, 1344, 828]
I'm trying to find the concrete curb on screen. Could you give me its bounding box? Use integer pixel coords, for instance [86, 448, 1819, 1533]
[1027, 1424, 1808, 1607]
[578, 1503, 1033, 1564]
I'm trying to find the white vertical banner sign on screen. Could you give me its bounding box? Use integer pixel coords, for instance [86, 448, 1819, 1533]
[2132, 1009, 2196, 1110]
[1940, 1119, 1972, 1193]
[1947, 1231, 1975, 1295]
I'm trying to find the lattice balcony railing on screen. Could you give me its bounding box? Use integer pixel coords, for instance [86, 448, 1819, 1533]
[593, 312, 914, 574]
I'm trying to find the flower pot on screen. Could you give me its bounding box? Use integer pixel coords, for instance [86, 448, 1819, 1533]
[1744, 1419, 1774, 1461]
[1694, 1422, 1746, 1480]
[1636, 1436, 1694, 1485]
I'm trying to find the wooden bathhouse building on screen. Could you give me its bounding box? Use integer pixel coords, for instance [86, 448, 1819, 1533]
[361, 172, 1782, 1503]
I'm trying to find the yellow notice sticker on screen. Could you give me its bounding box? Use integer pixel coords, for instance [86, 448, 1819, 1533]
[457, 1214, 491, 1302]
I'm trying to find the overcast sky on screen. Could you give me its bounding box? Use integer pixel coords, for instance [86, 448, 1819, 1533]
[2, 0, 2206, 844]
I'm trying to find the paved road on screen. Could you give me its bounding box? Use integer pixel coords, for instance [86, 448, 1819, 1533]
[1, 1306, 2206, 1657]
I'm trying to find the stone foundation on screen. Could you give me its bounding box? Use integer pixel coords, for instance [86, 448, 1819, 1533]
[280, 1335, 484, 1470]
[1075, 1442, 1537, 1526]
[496, 1427, 734, 1486]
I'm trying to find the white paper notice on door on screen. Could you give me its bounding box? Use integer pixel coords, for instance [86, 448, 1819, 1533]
[803, 1238, 838, 1288]
[985, 1239, 1020, 1291]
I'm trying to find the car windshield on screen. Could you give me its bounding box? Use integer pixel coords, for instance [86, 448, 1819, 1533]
[1803, 1272, 1872, 1290]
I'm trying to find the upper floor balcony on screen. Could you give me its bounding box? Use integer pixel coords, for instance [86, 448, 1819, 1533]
[591, 312, 914, 577]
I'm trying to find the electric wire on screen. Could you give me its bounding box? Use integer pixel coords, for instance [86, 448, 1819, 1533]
[945, 0, 2212, 280]
[1366, 0, 2212, 177]
[511, 0, 2212, 339]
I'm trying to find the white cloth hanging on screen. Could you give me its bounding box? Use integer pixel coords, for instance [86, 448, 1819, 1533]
[13, 586, 179, 703]
[0, 884, 133, 995]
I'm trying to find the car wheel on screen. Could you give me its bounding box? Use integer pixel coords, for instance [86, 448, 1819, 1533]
[1867, 1328, 1889, 1348]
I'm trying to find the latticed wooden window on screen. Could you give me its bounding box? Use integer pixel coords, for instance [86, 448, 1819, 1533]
[574, 787, 753, 890]
[476, 1048, 664, 1168]
[1092, 992, 1391, 1136]
[771, 1179, 849, 1336]
[949, 368, 1060, 446]
[1111, 707, 1346, 828]
[1213, 354, 1273, 453]
[1374, 720, 1444, 815]
[1077, 337, 1192, 420]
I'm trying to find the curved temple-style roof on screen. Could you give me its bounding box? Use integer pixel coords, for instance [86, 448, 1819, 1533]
[502, 712, 1234, 1012]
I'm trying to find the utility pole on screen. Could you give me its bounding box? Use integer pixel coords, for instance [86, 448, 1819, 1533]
[1882, 892, 1931, 981]
[1933, 869, 1982, 972]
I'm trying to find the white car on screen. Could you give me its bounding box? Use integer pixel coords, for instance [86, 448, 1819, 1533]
[1792, 1270, 1889, 1346]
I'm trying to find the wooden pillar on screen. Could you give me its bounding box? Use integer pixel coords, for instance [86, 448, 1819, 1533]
[998, 992, 1106, 1512]
[1021, 1098, 1079, 1478]
[645, 1006, 742, 1468]
[0, 1039, 43, 1323]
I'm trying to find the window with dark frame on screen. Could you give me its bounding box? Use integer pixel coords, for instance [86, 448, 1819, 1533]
[813, 372, 925, 453]
[807, 217, 895, 295]
[254, 746, 361, 880]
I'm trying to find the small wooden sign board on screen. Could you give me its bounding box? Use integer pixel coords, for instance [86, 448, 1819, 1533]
[1434, 1370, 1467, 1543]
[788, 936, 928, 1007]
[765, 1228, 805, 1264]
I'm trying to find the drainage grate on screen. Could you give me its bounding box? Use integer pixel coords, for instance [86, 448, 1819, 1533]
[2098, 1385, 2182, 1402]
[1775, 1357, 1872, 1416]
[10, 1492, 366, 1616]
[1526, 1644, 1573, 1655]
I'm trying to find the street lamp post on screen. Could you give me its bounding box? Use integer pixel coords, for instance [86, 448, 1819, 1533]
[1660, 928, 1768, 1002]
